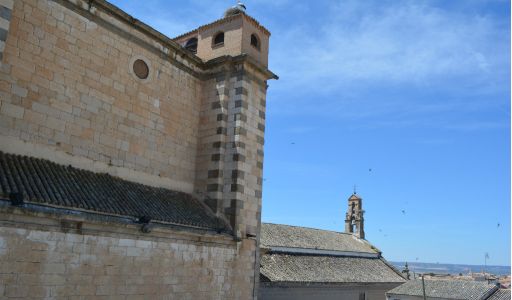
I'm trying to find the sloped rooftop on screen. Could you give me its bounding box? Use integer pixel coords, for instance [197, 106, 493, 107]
[261, 223, 378, 254]
[349, 193, 362, 200]
[386, 279, 499, 300]
[0, 151, 226, 231]
[488, 289, 511, 300]
[174, 12, 270, 41]
[260, 223, 405, 284]
[260, 253, 406, 283]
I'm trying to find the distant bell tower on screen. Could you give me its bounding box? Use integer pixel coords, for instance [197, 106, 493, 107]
[345, 192, 365, 239]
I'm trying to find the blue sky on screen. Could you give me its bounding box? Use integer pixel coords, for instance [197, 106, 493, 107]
[109, 0, 511, 266]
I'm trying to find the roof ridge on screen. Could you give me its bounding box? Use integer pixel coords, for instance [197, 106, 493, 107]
[421, 279, 497, 285]
[262, 222, 353, 236]
[266, 246, 380, 258]
[173, 12, 270, 41]
[387, 278, 499, 299]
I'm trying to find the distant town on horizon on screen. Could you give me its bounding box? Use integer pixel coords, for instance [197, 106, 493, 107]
[391, 261, 511, 276]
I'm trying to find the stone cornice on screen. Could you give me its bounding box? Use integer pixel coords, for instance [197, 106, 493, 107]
[0, 199, 236, 245]
[51, 0, 277, 81]
[203, 54, 278, 81]
[68, 0, 203, 65]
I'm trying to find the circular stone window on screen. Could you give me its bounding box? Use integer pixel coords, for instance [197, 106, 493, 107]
[133, 59, 149, 79]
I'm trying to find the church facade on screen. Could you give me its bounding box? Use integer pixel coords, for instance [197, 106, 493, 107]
[259, 194, 406, 300]
[0, 0, 275, 298]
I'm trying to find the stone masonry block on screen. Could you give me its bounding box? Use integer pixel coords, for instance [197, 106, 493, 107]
[1, 102, 24, 119]
[11, 84, 28, 98]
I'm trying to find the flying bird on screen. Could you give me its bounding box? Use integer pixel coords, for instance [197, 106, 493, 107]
[401, 210, 406, 215]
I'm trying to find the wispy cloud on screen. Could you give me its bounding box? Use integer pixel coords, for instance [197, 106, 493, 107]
[270, 0, 509, 91]
[261, 0, 510, 131]
[111, 0, 509, 131]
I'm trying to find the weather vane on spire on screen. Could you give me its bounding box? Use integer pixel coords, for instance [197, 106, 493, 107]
[353, 184, 357, 194]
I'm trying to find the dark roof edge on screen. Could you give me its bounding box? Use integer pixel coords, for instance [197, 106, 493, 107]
[260, 281, 405, 287]
[386, 280, 500, 298]
[0, 198, 233, 236]
[483, 286, 501, 300]
[487, 289, 511, 300]
[262, 222, 356, 235]
[263, 246, 379, 258]
[379, 257, 408, 280]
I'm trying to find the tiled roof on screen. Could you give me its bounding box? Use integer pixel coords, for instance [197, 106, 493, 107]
[260, 253, 406, 283]
[261, 223, 378, 253]
[488, 289, 511, 300]
[260, 223, 405, 284]
[0, 151, 226, 230]
[349, 193, 362, 200]
[174, 12, 270, 41]
[386, 279, 499, 300]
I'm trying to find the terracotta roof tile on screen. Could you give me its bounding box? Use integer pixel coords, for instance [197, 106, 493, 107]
[387, 279, 499, 300]
[0, 151, 226, 230]
[261, 223, 377, 253]
[349, 193, 362, 200]
[260, 253, 406, 283]
[174, 12, 270, 41]
[488, 289, 511, 300]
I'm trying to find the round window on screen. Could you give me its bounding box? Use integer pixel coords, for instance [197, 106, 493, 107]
[133, 59, 149, 79]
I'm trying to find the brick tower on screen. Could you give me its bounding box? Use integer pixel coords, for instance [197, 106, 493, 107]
[345, 193, 365, 239]
[175, 3, 276, 241]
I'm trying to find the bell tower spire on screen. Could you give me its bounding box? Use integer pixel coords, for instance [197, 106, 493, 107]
[345, 192, 365, 239]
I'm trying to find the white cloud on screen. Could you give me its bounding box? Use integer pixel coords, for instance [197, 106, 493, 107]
[111, 0, 509, 131]
[269, 0, 509, 90]
[262, 0, 510, 132]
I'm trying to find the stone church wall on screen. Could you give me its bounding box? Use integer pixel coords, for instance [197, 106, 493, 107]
[0, 208, 257, 299]
[0, 0, 203, 193]
[0, 0, 267, 298]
